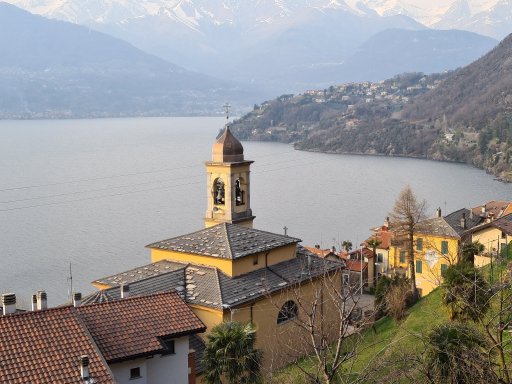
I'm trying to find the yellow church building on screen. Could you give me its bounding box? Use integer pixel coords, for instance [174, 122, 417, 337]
[86, 126, 344, 376]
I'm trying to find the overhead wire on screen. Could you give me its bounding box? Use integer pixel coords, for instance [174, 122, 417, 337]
[0, 148, 340, 212]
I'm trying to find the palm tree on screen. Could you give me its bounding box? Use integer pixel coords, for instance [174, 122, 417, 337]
[342, 240, 353, 253]
[203, 321, 262, 384]
[426, 322, 497, 384]
[442, 262, 490, 322]
[366, 238, 382, 284]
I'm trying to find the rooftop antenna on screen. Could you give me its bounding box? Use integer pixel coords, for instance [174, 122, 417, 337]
[67, 262, 73, 302]
[223, 102, 231, 127]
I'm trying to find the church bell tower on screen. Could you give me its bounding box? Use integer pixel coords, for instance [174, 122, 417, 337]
[204, 126, 255, 228]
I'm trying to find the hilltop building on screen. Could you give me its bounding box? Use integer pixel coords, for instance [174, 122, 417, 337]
[88, 126, 346, 375]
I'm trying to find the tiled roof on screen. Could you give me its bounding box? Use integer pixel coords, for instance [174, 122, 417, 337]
[471, 200, 512, 219]
[77, 291, 206, 363]
[92, 259, 186, 288]
[416, 217, 461, 239]
[0, 306, 114, 383]
[365, 228, 394, 249]
[344, 259, 368, 272]
[86, 248, 342, 310]
[490, 213, 512, 235]
[146, 223, 301, 260]
[303, 246, 336, 257]
[444, 208, 483, 236]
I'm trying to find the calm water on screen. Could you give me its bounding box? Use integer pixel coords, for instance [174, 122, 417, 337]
[1, 117, 511, 306]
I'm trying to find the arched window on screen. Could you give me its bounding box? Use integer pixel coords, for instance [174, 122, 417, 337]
[213, 178, 225, 205]
[277, 300, 298, 324]
[235, 178, 245, 206]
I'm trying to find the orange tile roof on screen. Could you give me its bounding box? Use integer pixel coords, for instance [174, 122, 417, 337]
[303, 246, 335, 258]
[344, 259, 368, 272]
[77, 291, 206, 363]
[0, 306, 114, 383]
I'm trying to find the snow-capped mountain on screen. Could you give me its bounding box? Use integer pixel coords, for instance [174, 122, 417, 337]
[2, 1, 501, 94]
[6, 0, 509, 39]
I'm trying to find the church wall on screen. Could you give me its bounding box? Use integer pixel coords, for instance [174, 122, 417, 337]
[150, 249, 234, 276]
[229, 273, 343, 374]
[231, 244, 297, 276]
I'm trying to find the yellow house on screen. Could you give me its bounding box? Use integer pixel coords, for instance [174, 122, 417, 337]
[377, 208, 482, 296]
[87, 127, 345, 376]
[470, 213, 512, 266]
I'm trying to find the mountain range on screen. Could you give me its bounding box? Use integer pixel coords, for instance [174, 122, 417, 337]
[2, 0, 502, 94]
[0, 2, 256, 118]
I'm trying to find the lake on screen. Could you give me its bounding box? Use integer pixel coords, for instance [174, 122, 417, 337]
[1, 117, 511, 306]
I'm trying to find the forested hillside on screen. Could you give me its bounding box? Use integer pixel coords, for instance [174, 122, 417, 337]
[231, 34, 512, 181]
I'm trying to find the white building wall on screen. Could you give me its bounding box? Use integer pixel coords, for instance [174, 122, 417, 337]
[110, 336, 189, 384]
[146, 337, 189, 384]
[111, 359, 148, 384]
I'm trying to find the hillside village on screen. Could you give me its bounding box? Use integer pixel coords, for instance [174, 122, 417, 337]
[1, 127, 511, 383]
[233, 72, 446, 143]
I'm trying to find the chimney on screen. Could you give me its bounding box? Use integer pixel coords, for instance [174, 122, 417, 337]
[31, 294, 37, 311]
[37, 290, 47, 310]
[121, 284, 130, 299]
[331, 246, 336, 253]
[383, 217, 390, 228]
[80, 355, 90, 380]
[73, 292, 82, 308]
[2, 293, 16, 315]
[460, 212, 466, 229]
[481, 205, 486, 214]
[315, 244, 320, 249]
[436, 207, 442, 218]
[470, 210, 474, 220]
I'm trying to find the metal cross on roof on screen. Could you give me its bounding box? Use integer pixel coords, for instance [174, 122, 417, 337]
[223, 102, 231, 125]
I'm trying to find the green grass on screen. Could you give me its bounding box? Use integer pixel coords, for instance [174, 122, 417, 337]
[272, 261, 512, 383]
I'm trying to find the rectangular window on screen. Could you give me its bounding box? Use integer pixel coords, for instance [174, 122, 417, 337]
[441, 264, 448, 277]
[399, 251, 406, 263]
[130, 367, 141, 380]
[161, 338, 175, 355]
[377, 253, 383, 263]
[441, 241, 448, 255]
[416, 260, 422, 274]
[416, 238, 423, 251]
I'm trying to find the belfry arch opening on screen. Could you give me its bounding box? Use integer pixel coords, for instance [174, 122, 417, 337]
[213, 178, 225, 205]
[235, 177, 245, 206]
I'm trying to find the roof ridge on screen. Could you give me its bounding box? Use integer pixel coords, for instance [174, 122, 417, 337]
[73, 307, 116, 380]
[214, 267, 224, 307]
[223, 223, 234, 259]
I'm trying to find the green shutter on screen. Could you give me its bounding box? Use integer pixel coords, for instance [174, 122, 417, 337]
[441, 264, 447, 277]
[399, 251, 405, 263]
[416, 238, 423, 251]
[416, 260, 422, 274]
[441, 241, 448, 255]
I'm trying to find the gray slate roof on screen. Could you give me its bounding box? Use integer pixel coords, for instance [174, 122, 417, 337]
[84, 247, 342, 310]
[444, 208, 483, 236]
[146, 223, 301, 260]
[416, 217, 461, 239]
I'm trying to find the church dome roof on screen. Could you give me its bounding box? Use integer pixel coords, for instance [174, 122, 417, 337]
[212, 127, 244, 162]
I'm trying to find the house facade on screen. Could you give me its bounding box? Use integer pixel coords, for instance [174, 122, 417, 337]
[0, 291, 205, 384]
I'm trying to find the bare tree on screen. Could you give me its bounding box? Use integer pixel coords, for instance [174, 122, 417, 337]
[390, 185, 427, 296]
[266, 263, 375, 384]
